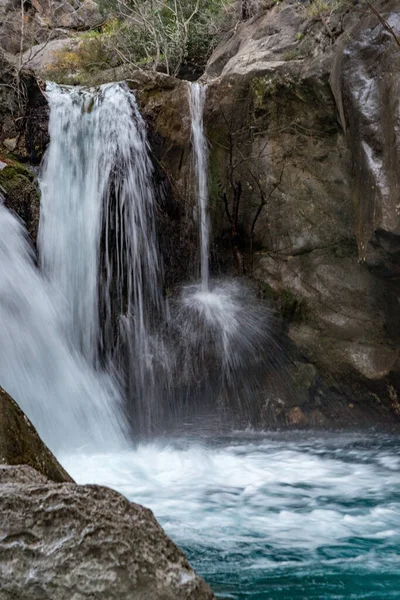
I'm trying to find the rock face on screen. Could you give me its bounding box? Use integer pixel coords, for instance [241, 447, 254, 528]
[0, 0, 102, 54]
[201, 0, 400, 422]
[0, 158, 40, 240]
[0, 51, 49, 164]
[0, 465, 215, 600]
[0, 387, 72, 483]
[332, 1, 400, 278]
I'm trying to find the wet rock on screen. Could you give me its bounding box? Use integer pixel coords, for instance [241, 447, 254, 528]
[309, 409, 328, 427]
[0, 159, 40, 240]
[0, 465, 215, 600]
[288, 406, 309, 427]
[203, 0, 400, 419]
[124, 70, 198, 287]
[331, 0, 400, 278]
[0, 387, 72, 483]
[288, 361, 317, 399]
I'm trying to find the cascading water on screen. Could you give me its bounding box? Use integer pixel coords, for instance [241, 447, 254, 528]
[0, 202, 124, 451]
[189, 82, 210, 291]
[40, 82, 164, 431]
[175, 83, 272, 418]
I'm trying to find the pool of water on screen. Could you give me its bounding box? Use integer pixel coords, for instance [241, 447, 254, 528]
[61, 432, 400, 599]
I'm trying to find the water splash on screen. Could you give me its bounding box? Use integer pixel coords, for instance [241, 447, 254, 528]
[40, 82, 164, 431]
[189, 82, 210, 291]
[63, 432, 400, 599]
[183, 84, 273, 419]
[0, 203, 125, 451]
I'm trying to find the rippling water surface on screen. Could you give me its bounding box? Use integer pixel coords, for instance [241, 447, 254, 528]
[62, 432, 400, 599]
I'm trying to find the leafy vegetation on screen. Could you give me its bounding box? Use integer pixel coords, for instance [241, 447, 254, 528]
[47, 0, 238, 83]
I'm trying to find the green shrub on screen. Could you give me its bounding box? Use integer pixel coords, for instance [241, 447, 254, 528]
[47, 0, 236, 82]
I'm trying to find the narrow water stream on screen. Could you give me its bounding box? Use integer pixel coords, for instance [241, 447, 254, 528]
[62, 432, 400, 599]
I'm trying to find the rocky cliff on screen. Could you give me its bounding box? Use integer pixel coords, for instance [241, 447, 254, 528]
[202, 0, 400, 425]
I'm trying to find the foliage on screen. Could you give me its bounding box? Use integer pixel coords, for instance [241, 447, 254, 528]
[109, 0, 234, 77]
[47, 0, 235, 82]
[306, 0, 343, 20]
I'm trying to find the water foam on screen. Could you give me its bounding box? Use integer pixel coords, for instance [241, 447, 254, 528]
[62, 432, 400, 599]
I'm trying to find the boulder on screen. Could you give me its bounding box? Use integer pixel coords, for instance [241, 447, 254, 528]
[0, 465, 215, 600]
[0, 0, 102, 53]
[30, 0, 103, 30]
[21, 37, 77, 73]
[0, 386, 72, 483]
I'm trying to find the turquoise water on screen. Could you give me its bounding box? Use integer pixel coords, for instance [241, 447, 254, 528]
[63, 432, 400, 599]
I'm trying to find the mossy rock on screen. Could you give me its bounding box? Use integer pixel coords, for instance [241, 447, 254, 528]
[0, 386, 73, 483]
[277, 288, 305, 323]
[0, 161, 40, 241]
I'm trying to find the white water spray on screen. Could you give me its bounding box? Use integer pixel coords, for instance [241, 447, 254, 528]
[174, 84, 272, 416]
[0, 203, 124, 451]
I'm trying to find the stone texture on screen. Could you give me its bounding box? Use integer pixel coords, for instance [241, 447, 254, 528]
[202, 0, 400, 419]
[0, 52, 19, 141]
[38, 0, 102, 29]
[0, 387, 72, 483]
[21, 37, 77, 73]
[0, 159, 40, 240]
[331, 0, 400, 278]
[0, 51, 49, 164]
[0, 465, 215, 600]
[0, 0, 102, 54]
[288, 406, 308, 427]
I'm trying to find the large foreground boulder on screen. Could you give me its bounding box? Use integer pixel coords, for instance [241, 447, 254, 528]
[0, 465, 214, 600]
[0, 386, 72, 483]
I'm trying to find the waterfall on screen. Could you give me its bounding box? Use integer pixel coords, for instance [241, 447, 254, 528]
[40, 82, 164, 431]
[0, 203, 124, 451]
[171, 83, 272, 421]
[189, 83, 210, 291]
[0, 79, 273, 449]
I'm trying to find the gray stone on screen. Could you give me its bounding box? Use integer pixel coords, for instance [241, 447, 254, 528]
[0, 465, 215, 600]
[21, 37, 77, 73]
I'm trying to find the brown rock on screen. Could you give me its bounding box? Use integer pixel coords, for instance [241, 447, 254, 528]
[0, 386, 72, 483]
[203, 0, 400, 415]
[288, 406, 309, 427]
